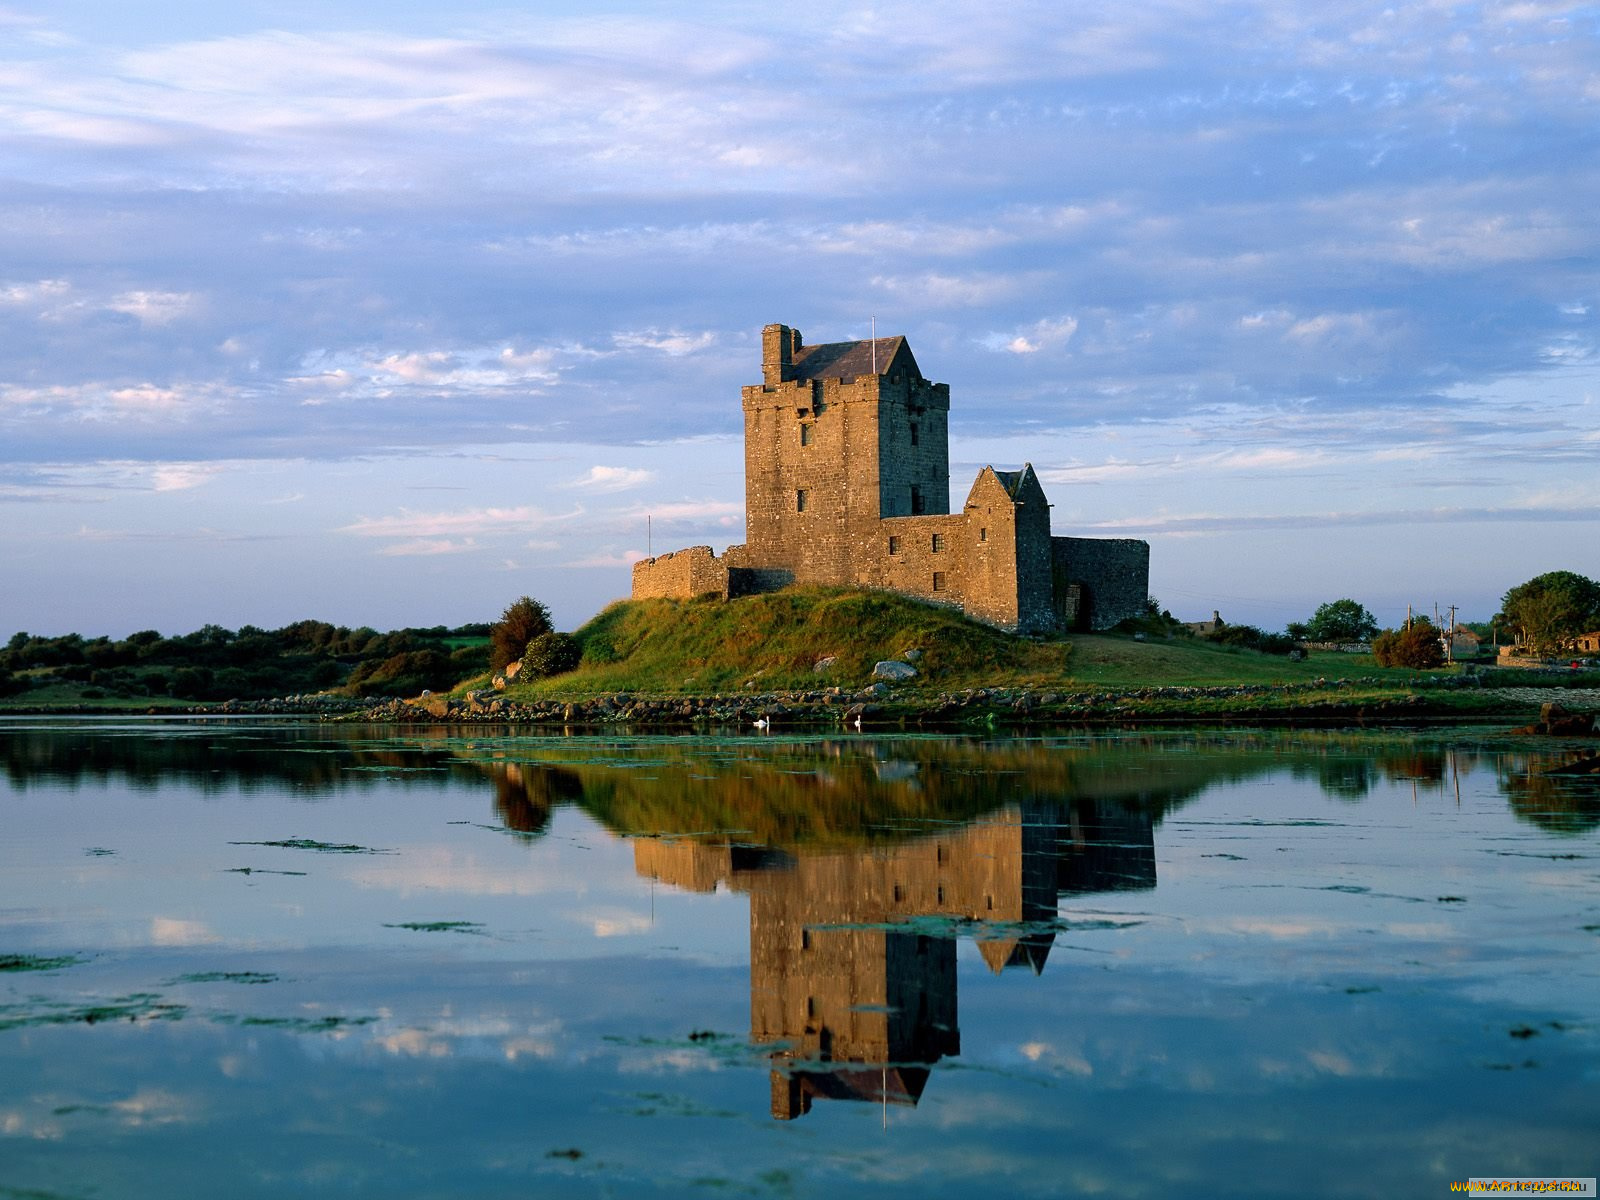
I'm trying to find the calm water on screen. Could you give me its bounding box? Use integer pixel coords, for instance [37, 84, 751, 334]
[1, 719, 1597, 1198]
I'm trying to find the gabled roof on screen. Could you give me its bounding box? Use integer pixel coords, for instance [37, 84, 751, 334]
[978, 463, 1039, 501]
[791, 336, 918, 382]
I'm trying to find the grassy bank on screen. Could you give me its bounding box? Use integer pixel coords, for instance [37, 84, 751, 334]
[9, 587, 1598, 726]
[478, 588, 1599, 726]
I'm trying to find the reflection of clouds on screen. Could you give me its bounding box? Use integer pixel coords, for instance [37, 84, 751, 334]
[377, 1029, 452, 1058]
[1, 1105, 64, 1139]
[1017, 1040, 1094, 1077]
[582, 909, 651, 938]
[110, 1088, 192, 1127]
[614, 1048, 720, 1075]
[344, 847, 589, 897]
[150, 916, 218, 945]
[1189, 916, 1458, 943]
[359, 1010, 565, 1063]
[2, 1088, 193, 1141]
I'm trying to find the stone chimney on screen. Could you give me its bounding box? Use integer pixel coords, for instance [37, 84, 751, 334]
[762, 323, 801, 385]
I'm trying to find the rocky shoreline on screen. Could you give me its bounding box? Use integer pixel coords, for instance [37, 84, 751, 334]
[6, 679, 1598, 732]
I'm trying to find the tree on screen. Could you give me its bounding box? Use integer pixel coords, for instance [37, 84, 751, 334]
[1294, 598, 1379, 643]
[1501, 571, 1600, 654]
[491, 597, 553, 670]
[1372, 619, 1444, 669]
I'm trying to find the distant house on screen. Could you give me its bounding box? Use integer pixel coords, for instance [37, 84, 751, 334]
[1449, 626, 1482, 658]
[1185, 610, 1224, 636]
[1577, 631, 1600, 654]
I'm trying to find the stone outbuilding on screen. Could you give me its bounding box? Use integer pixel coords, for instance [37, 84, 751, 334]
[632, 323, 1150, 632]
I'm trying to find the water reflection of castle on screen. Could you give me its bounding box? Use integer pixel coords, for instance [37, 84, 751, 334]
[634, 799, 1156, 1120]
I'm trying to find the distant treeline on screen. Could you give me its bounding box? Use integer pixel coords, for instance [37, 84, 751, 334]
[0, 620, 492, 702]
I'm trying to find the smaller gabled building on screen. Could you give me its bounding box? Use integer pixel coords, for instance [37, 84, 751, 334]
[633, 323, 1149, 632]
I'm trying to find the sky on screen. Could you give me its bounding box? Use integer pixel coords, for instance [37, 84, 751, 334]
[2, 0, 1597, 638]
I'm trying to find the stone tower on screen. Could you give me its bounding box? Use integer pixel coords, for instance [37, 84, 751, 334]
[740, 324, 951, 584]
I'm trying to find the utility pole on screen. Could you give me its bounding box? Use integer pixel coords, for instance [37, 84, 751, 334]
[647, 514, 652, 558]
[1447, 604, 1457, 663]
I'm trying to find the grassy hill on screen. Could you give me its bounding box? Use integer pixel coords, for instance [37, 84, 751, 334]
[503, 587, 1387, 700]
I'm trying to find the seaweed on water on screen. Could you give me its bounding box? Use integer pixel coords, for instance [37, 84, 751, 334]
[228, 838, 391, 854]
[383, 921, 486, 934]
[167, 971, 280, 985]
[0, 955, 85, 973]
[224, 867, 308, 876]
[218, 1015, 376, 1032]
[0, 1185, 95, 1200]
[0, 993, 187, 1032]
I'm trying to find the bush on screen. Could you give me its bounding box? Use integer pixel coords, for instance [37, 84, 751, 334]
[1372, 622, 1445, 669]
[1201, 623, 1298, 656]
[346, 649, 457, 696]
[491, 597, 554, 670]
[520, 632, 581, 679]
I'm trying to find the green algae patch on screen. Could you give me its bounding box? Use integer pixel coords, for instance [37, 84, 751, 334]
[383, 920, 485, 934]
[0, 993, 187, 1032]
[167, 971, 280, 985]
[213, 1014, 376, 1032]
[229, 837, 392, 854]
[0, 954, 86, 973]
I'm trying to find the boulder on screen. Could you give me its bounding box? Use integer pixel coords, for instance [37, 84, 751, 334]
[873, 660, 917, 681]
[813, 655, 837, 674]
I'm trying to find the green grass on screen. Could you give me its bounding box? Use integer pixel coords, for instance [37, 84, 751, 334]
[502, 587, 1432, 700]
[508, 588, 1070, 698]
[1059, 634, 1377, 687]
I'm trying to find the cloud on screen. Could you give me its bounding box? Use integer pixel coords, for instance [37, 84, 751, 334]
[565, 549, 646, 569]
[150, 463, 222, 492]
[377, 537, 481, 556]
[615, 499, 743, 525]
[562, 465, 654, 493]
[338, 505, 581, 539]
[106, 290, 196, 326]
[983, 316, 1079, 355]
[0, 278, 70, 306]
[611, 329, 716, 356]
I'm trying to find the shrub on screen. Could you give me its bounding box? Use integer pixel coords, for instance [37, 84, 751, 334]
[1201, 623, 1298, 656]
[346, 649, 457, 696]
[520, 632, 582, 679]
[1372, 622, 1445, 669]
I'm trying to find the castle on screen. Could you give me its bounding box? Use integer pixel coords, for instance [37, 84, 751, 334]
[631, 323, 1149, 633]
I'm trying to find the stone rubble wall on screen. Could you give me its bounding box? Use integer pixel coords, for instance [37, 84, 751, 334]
[1051, 537, 1150, 631]
[630, 546, 730, 601]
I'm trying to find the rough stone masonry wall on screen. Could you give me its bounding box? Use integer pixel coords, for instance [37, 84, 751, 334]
[852, 514, 969, 609]
[630, 546, 730, 601]
[1051, 537, 1150, 631]
[741, 375, 880, 584]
